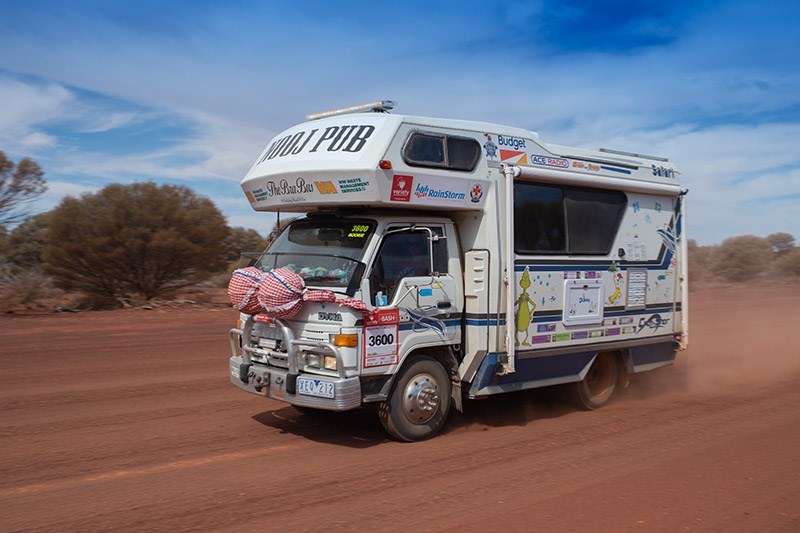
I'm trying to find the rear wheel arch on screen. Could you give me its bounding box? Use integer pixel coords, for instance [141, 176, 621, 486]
[568, 350, 622, 410]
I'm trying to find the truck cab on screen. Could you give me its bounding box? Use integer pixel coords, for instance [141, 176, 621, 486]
[230, 210, 465, 441]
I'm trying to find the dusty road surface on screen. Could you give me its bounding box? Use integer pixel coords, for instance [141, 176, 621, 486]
[1, 287, 799, 532]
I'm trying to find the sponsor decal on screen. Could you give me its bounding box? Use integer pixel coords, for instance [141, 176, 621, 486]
[364, 309, 399, 368]
[571, 331, 589, 340]
[245, 191, 257, 203]
[622, 326, 636, 334]
[554, 332, 571, 342]
[531, 334, 551, 344]
[414, 183, 466, 201]
[259, 124, 376, 164]
[248, 178, 315, 201]
[497, 135, 527, 151]
[470, 183, 484, 203]
[530, 154, 569, 168]
[483, 135, 498, 159]
[390, 175, 413, 202]
[314, 181, 338, 194]
[637, 313, 670, 334]
[589, 329, 605, 338]
[572, 161, 601, 172]
[537, 323, 556, 333]
[500, 149, 528, 165]
[337, 177, 369, 194]
[606, 327, 621, 336]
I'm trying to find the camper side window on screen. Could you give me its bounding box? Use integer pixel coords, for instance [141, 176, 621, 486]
[515, 182, 626, 255]
[403, 131, 481, 172]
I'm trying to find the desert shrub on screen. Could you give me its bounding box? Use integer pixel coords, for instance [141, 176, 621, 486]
[42, 182, 229, 303]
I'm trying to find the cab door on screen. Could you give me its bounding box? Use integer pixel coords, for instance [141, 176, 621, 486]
[368, 225, 462, 349]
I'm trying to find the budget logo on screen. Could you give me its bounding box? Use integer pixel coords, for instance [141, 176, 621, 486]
[500, 150, 528, 165]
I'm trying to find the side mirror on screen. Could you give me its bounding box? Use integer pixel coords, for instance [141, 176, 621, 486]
[345, 262, 367, 296]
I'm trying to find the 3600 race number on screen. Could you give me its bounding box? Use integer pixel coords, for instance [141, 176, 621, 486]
[367, 333, 394, 347]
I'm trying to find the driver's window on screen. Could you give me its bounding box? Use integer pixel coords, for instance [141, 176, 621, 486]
[369, 231, 431, 304]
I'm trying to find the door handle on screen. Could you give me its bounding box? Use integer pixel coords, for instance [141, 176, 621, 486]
[437, 301, 452, 309]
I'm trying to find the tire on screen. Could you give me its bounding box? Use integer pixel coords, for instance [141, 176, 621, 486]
[568, 352, 618, 410]
[378, 357, 451, 442]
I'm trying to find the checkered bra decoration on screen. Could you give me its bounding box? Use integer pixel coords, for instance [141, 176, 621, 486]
[228, 267, 372, 319]
[227, 267, 267, 314]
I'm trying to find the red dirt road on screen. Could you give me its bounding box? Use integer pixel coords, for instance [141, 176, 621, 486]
[1, 287, 799, 532]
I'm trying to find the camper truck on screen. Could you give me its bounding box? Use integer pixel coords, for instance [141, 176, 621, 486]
[228, 100, 688, 441]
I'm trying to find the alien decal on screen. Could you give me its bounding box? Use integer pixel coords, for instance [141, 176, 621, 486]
[514, 267, 536, 346]
[608, 261, 623, 305]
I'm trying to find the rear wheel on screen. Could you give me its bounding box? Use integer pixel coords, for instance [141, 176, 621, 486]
[378, 357, 451, 442]
[568, 352, 618, 410]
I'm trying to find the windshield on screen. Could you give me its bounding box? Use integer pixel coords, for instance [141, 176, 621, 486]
[255, 218, 375, 290]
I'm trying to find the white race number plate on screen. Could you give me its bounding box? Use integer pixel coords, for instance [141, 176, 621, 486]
[296, 377, 335, 399]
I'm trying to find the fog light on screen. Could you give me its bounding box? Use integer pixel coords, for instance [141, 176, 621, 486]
[323, 356, 338, 371]
[333, 333, 358, 347]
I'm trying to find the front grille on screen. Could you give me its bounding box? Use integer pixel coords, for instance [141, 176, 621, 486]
[246, 321, 341, 371]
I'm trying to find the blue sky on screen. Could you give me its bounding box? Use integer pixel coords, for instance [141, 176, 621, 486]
[1, 0, 798, 245]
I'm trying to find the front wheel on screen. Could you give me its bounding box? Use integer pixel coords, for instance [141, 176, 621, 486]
[568, 352, 618, 410]
[378, 357, 451, 442]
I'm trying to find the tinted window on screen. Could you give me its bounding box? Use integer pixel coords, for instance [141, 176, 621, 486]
[404, 133, 444, 165]
[565, 188, 626, 254]
[403, 131, 480, 172]
[514, 182, 626, 255]
[447, 136, 481, 171]
[369, 231, 431, 301]
[514, 184, 565, 253]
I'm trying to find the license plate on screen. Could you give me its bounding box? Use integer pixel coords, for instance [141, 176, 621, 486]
[230, 364, 240, 379]
[296, 377, 335, 399]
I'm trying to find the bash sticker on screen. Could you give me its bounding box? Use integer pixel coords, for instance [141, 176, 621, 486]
[364, 309, 399, 367]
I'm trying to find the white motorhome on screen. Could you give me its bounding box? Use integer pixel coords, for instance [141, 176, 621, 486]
[229, 100, 688, 441]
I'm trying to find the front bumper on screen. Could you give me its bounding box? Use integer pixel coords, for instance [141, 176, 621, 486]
[229, 317, 362, 411]
[229, 355, 361, 410]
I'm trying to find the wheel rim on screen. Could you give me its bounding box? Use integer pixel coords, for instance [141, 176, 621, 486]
[401, 372, 441, 425]
[586, 354, 613, 397]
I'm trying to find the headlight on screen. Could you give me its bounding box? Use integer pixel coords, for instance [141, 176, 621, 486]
[306, 354, 321, 368]
[323, 356, 338, 371]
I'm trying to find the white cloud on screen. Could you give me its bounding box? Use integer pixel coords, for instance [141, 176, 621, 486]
[79, 112, 140, 133]
[20, 131, 57, 147]
[0, 76, 72, 151]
